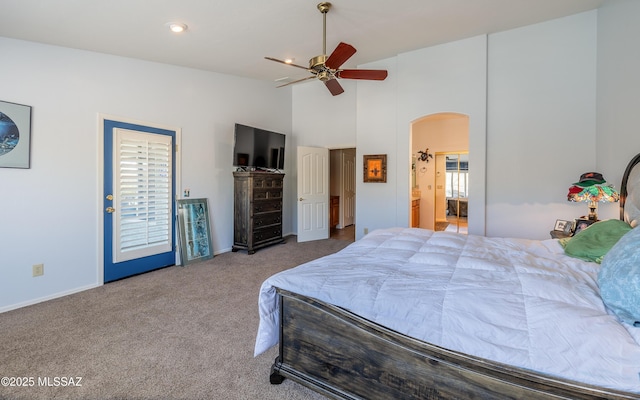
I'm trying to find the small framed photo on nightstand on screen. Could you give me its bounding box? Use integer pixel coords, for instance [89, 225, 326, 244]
[553, 219, 572, 234]
[573, 218, 595, 235]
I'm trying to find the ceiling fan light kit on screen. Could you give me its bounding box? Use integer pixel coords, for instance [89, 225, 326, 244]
[265, 2, 388, 96]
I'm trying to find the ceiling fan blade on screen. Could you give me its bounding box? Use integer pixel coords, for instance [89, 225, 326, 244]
[337, 69, 388, 80]
[265, 57, 310, 71]
[276, 76, 316, 88]
[324, 79, 344, 96]
[325, 42, 356, 70]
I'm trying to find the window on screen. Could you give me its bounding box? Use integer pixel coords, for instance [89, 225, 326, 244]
[445, 154, 469, 198]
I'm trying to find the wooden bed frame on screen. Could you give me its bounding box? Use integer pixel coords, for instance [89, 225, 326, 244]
[268, 155, 640, 400]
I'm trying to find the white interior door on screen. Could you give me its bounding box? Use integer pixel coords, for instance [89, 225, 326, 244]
[297, 146, 329, 242]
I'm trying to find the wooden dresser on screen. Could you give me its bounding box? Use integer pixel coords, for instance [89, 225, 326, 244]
[232, 171, 284, 254]
[411, 199, 420, 228]
[330, 196, 339, 231]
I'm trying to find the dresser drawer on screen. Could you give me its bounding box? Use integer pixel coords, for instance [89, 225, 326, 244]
[253, 189, 282, 200]
[254, 226, 282, 244]
[253, 200, 281, 213]
[253, 213, 282, 229]
[253, 176, 284, 189]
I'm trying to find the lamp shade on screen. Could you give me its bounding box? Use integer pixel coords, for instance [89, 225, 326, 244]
[567, 184, 620, 203]
[567, 172, 619, 221]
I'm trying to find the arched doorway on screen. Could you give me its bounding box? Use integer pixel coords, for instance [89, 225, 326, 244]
[410, 113, 469, 233]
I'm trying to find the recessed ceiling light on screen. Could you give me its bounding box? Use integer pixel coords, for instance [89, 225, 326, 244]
[166, 22, 188, 33]
[284, 58, 294, 64]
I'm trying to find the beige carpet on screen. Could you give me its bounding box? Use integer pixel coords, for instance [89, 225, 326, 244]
[0, 236, 351, 400]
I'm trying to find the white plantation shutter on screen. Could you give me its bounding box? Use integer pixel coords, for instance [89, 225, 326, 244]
[113, 128, 173, 262]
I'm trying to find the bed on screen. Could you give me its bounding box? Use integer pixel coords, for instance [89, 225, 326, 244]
[255, 153, 640, 399]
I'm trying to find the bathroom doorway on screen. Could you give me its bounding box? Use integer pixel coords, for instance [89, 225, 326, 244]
[411, 113, 469, 232]
[329, 148, 356, 242]
[435, 152, 468, 233]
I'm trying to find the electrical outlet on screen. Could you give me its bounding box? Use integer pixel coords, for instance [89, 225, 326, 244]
[364, 228, 369, 235]
[32, 264, 44, 277]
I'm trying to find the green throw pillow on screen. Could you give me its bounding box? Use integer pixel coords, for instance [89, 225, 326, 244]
[563, 219, 632, 263]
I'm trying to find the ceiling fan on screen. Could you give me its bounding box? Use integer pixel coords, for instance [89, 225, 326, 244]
[265, 2, 388, 96]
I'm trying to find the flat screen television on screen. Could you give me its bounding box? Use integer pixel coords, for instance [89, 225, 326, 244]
[233, 123, 285, 171]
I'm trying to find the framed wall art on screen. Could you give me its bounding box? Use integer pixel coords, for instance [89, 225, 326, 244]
[363, 154, 387, 183]
[177, 198, 214, 265]
[0, 100, 32, 169]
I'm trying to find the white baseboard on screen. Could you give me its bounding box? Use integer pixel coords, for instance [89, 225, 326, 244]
[0, 283, 101, 314]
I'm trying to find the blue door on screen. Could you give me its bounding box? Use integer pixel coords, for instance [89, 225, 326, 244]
[104, 119, 176, 282]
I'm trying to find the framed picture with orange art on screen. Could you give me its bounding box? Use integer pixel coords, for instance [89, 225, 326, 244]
[363, 154, 387, 183]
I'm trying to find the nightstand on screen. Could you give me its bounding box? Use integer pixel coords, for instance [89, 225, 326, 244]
[550, 230, 571, 239]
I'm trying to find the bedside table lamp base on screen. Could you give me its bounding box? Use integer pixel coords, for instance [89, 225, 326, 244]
[587, 200, 598, 221]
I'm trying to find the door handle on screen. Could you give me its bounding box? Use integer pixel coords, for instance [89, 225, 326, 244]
[299, 198, 304, 201]
[106, 207, 115, 213]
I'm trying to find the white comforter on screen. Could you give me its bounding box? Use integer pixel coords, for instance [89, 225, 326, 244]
[255, 228, 640, 393]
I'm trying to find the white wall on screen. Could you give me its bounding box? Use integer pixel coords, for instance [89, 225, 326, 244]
[293, 36, 489, 240]
[596, 0, 640, 195]
[3, 0, 639, 312]
[290, 80, 357, 231]
[412, 114, 469, 230]
[293, 10, 611, 241]
[486, 11, 598, 238]
[293, 35, 487, 241]
[0, 38, 292, 311]
[394, 36, 488, 239]
[354, 56, 403, 238]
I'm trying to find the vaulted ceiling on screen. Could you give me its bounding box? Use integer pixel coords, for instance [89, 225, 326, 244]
[0, 0, 605, 86]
